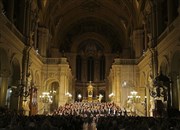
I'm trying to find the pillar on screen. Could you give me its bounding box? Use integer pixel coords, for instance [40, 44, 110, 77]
[151, 1, 157, 48]
[59, 69, 67, 106]
[17, 0, 26, 34]
[6, 0, 14, 22]
[146, 87, 150, 117]
[156, 1, 165, 36]
[0, 77, 8, 106]
[37, 27, 49, 57]
[25, 0, 31, 43]
[167, 0, 173, 25]
[111, 58, 121, 106]
[178, 0, 180, 15]
[115, 68, 121, 106]
[143, 21, 148, 50]
[177, 75, 180, 111]
[58, 58, 70, 106]
[0, 0, 3, 13]
[132, 29, 144, 58]
[151, 49, 158, 78]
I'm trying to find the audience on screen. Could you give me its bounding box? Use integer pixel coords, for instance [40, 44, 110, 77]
[0, 102, 180, 130]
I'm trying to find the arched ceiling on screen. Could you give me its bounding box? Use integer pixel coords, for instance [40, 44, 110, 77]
[38, 0, 145, 55]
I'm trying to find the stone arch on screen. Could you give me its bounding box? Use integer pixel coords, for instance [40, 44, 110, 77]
[159, 55, 169, 76]
[10, 58, 21, 85]
[39, 78, 60, 113]
[8, 57, 21, 110]
[71, 32, 111, 53]
[45, 78, 60, 90]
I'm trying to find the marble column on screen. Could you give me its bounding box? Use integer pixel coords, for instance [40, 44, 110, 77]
[151, 1, 157, 47]
[25, 0, 32, 42]
[177, 76, 180, 111]
[167, 0, 173, 25]
[143, 21, 148, 50]
[37, 27, 49, 57]
[152, 49, 158, 78]
[59, 70, 67, 106]
[0, 77, 8, 106]
[111, 58, 121, 106]
[178, 0, 180, 15]
[133, 29, 144, 58]
[115, 69, 121, 106]
[6, 0, 14, 22]
[0, 0, 3, 13]
[58, 58, 70, 106]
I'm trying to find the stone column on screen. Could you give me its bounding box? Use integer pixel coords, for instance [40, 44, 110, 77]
[0, 78, 8, 106]
[111, 58, 121, 106]
[6, 0, 14, 22]
[0, 70, 9, 107]
[33, 20, 38, 49]
[146, 87, 150, 117]
[151, 1, 157, 48]
[58, 58, 70, 106]
[0, 0, 3, 13]
[151, 48, 158, 78]
[133, 29, 144, 58]
[38, 27, 49, 57]
[115, 68, 121, 106]
[178, 0, 180, 15]
[177, 75, 180, 111]
[143, 21, 148, 50]
[24, 0, 32, 41]
[156, 1, 164, 36]
[167, 0, 173, 25]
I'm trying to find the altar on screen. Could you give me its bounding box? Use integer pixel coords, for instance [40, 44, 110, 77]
[82, 82, 103, 102]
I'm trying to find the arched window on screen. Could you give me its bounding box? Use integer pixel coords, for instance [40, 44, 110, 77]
[76, 55, 82, 81]
[87, 57, 94, 81]
[100, 56, 105, 81]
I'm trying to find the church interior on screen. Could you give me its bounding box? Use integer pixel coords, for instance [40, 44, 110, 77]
[0, 0, 180, 129]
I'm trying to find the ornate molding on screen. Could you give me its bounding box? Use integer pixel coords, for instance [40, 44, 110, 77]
[80, 0, 101, 12]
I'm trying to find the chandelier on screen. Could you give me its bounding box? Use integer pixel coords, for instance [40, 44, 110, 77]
[39, 91, 53, 104]
[127, 90, 141, 103]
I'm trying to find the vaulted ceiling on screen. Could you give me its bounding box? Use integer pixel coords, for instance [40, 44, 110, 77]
[37, 0, 146, 54]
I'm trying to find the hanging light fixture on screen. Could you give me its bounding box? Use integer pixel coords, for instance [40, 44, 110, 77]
[128, 90, 141, 103]
[39, 92, 53, 104]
